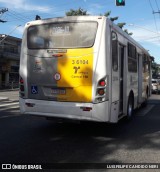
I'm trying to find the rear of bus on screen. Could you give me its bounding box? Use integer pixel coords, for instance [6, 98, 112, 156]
[19, 16, 111, 122]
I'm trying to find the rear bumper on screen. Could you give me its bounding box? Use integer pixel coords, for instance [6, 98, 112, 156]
[19, 98, 110, 122]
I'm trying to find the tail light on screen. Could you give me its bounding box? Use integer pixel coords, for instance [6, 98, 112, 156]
[95, 76, 109, 103]
[19, 78, 24, 84]
[98, 88, 105, 95]
[19, 76, 25, 98]
[99, 80, 106, 86]
[80, 107, 92, 111]
[20, 85, 24, 92]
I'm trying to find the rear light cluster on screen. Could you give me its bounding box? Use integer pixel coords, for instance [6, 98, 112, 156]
[95, 77, 108, 103]
[19, 76, 25, 97]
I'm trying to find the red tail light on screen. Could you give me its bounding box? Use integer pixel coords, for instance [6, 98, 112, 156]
[80, 107, 92, 111]
[98, 89, 105, 95]
[52, 54, 63, 57]
[95, 77, 108, 103]
[99, 80, 106, 86]
[19, 77, 24, 84]
[19, 76, 25, 98]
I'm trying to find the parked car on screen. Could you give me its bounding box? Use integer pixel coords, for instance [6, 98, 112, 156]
[152, 79, 159, 93]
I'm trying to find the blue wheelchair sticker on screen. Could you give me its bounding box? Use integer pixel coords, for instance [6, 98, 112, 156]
[31, 86, 38, 94]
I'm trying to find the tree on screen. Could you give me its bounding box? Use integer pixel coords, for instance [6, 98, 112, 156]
[104, 11, 119, 22]
[103, 11, 132, 35]
[66, 8, 88, 16]
[104, 11, 111, 17]
[124, 29, 133, 35]
[117, 22, 126, 29]
[152, 62, 160, 78]
[110, 17, 119, 22]
[0, 19, 7, 23]
[65, 9, 132, 35]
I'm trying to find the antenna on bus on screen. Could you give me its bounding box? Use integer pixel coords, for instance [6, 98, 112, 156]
[35, 15, 41, 20]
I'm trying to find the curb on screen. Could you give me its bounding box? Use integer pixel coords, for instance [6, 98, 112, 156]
[0, 88, 19, 92]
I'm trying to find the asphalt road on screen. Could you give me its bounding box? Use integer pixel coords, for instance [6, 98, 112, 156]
[0, 90, 160, 171]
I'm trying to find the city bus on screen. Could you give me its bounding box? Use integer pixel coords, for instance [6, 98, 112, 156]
[19, 16, 152, 123]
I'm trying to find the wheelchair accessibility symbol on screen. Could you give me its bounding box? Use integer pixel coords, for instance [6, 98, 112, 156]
[31, 86, 38, 94]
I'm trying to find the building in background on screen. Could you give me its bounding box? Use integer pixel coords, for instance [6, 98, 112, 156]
[0, 34, 21, 89]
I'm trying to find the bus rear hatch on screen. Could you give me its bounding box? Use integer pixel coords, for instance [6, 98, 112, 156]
[26, 21, 97, 102]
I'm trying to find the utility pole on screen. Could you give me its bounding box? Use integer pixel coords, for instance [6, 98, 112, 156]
[153, 11, 160, 14]
[0, 8, 8, 23]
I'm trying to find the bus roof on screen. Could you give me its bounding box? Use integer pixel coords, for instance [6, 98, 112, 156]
[25, 16, 151, 58]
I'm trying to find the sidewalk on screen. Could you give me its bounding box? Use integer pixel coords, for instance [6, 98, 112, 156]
[0, 97, 9, 102]
[148, 93, 160, 104]
[0, 89, 19, 101]
[0, 88, 19, 92]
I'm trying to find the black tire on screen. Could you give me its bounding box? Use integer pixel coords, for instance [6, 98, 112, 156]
[142, 88, 149, 107]
[126, 96, 134, 120]
[146, 87, 149, 99]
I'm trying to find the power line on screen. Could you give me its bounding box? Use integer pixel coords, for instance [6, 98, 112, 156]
[10, 11, 29, 21]
[0, 0, 116, 26]
[10, 9, 33, 21]
[0, 25, 21, 43]
[134, 35, 160, 41]
[128, 23, 160, 34]
[4, 0, 113, 22]
[148, 0, 160, 42]
[154, 0, 160, 14]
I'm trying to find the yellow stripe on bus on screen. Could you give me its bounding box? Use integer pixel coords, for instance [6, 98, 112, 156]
[57, 48, 93, 102]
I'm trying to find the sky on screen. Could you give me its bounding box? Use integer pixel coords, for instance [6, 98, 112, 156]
[0, 0, 160, 63]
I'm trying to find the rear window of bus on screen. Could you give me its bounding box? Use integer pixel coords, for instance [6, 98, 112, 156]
[27, 22, 98, 49]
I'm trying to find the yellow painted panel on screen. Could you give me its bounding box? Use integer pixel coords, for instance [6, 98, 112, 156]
[57, 48, 93, 102]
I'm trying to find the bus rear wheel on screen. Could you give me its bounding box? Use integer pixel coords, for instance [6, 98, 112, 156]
[142, 87, 149, 107]
[126, 96, 134, 120]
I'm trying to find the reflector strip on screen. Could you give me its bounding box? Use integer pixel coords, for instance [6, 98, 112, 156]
[52, 54, 63, 57]
[25, 103, 35, 107]
[80, 107, 92, 111]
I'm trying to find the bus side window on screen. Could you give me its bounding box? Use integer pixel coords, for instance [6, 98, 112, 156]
[143, 54, 149, 73]
[112, 32, 118, 71]
[128, 43, 137, 73]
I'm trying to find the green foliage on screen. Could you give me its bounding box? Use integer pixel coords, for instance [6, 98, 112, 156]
[65, 9, 132, 36]
[117, 22, 126, 29]
[152, 62, 160, 78]
[110, 17, 119, 22]
[104, 11, 111, 17]
[104, 11, 119, 22]
[66, 8, 88, 16]
[124, 29, 133, 35]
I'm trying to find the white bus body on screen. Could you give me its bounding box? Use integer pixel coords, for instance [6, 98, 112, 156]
[19, 16, 151, 123]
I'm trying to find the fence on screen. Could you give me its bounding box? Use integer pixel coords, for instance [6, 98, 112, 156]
[1, 81, 19, 90]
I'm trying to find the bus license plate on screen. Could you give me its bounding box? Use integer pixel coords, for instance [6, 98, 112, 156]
[51, 88, 66, 95]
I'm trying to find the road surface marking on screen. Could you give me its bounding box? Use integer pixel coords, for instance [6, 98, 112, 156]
[0, 114, 20, 119]
[136, 105, 155, 116]
[0, 102, 19, 107]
